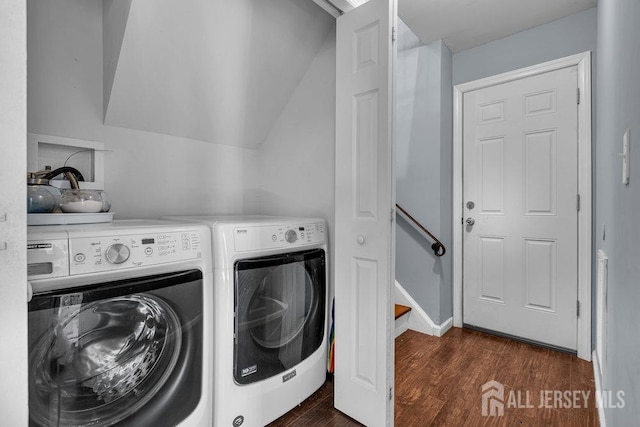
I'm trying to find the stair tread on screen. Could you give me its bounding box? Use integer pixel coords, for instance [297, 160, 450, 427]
[395, 304, 411, 320]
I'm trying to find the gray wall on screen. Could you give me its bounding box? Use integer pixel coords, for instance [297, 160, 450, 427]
[395, 20, 453, 324]
[439, 40, 453, 318]
[397, 8, 598, 324]
[453, 7, 598, 85]
[596, 0, 640, 423]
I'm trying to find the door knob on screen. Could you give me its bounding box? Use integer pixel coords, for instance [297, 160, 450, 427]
[466, 217, 475, 226]
[357, 235, 366, 245]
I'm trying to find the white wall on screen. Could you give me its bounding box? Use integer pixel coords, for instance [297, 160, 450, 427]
[258, 28, 336, 298]
[0, 0, 28, 424]
[258, 30, 336, 222]
[104, 0, 333, 149]
[27, 0, 260, 219]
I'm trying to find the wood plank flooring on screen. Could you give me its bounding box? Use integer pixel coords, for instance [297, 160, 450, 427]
[268, 328, 598, 426]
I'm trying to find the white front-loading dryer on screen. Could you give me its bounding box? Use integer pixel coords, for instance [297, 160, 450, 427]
[164, 216, 328, 427]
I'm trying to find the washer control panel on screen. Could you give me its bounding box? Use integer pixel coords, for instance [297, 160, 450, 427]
[69, 231, 202, 275]
[234, 222, 326, 252]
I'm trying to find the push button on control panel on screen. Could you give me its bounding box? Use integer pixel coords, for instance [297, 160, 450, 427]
[74, 253, 86, 263]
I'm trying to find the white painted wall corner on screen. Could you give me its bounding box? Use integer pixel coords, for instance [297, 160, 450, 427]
[394, 280, 452, 337]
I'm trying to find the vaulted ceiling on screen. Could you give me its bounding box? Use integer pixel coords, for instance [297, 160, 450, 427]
[103, 0, 597, 149]
[103, 0, 333, 149]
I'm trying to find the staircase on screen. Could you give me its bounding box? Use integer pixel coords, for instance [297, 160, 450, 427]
[394, 304, 412, 338]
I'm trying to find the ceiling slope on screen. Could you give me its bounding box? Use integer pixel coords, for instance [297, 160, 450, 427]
[103, 0, 132, 117]
[104, 0, 333, 149]
[399, 0, 596, 53]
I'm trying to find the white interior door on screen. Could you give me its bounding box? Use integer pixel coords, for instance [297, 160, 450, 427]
[462, 66, 579, 350]
[334, 0, 396, 425]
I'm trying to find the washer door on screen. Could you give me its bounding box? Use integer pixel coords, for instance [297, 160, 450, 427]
[30, 295, 182, 426]
[234, 249, 326, 384]
[28, 270, 203, 427]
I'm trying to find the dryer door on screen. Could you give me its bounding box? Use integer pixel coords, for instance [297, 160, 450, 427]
[234, 248, 326, 385]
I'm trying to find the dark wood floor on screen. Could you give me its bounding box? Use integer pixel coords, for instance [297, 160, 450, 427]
[268, 328, 598, 426]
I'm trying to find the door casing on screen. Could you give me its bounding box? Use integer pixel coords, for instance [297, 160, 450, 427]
[452, 52, 592, 360]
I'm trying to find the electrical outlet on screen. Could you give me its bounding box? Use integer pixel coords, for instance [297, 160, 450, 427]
[622, 129, 630, 185]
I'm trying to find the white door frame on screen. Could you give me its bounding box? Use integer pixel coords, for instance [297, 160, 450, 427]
[452, 52, 592, 361]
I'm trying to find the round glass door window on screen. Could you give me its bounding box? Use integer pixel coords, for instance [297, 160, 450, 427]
[29, 294, 182, 426]
[244, 263, 315, 349]
[234, 248, 326, 384]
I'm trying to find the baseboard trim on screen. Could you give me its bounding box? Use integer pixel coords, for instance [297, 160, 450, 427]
[438, 317, 453, 337]
[394, 281, 452, 337]
[592, 350, 607, 427]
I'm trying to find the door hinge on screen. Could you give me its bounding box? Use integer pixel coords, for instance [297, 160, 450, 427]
[390, 207, 395, 222]
[576, 88, 581, 105]
[392, 27, 396, 42]
[577, 300, 580, 317]
[389, 386, 393, 401]
[576, 194, 581, 212]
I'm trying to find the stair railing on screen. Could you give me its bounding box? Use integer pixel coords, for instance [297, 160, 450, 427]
[395, 203, 446, 257]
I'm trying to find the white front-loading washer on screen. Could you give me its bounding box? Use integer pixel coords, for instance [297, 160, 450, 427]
[27, 220, 213, 426]
[164, 216, 328, 427]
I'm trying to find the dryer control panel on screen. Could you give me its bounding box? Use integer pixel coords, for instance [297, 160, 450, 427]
[69, 231, 203, 275]
[234, 222, 326, 252]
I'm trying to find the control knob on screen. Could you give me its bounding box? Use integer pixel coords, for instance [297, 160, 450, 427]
[285, 229, 298, 243]
[105, 243, 131, 264]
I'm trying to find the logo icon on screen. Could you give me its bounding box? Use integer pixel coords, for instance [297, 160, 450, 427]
[481, 380, 505, 417]
[232, 415, 244, 426]
[282, 369, 297, 383]
[241, 364, 257, 377]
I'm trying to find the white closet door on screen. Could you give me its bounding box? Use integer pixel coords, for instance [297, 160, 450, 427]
[334, 0, 396, 425]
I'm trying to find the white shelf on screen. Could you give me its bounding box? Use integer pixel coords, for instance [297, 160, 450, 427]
[28, 212, 115, 226]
